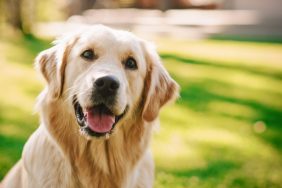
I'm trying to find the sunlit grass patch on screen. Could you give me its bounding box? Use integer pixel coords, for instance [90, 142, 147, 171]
[163, 58, 282, 110]
[0, 34, 51, 66]
[153, 39, 282, 187]
[157, 38, 282, 71]
[0, 34, 48, 178]
[153, 110, 282, 187]
[207, 101, 259, 119]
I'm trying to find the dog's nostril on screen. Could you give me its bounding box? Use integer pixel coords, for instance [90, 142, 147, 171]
[95, 79, 104, 88]
[110, 81, 119, 91]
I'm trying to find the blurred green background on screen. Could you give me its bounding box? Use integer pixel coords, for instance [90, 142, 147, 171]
[0, 0, 282, 187]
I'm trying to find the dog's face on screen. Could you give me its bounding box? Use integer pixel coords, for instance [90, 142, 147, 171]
[36, 25, 178, 139]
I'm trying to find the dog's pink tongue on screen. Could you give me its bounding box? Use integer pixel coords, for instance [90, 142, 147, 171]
[86, 109, 115, 133]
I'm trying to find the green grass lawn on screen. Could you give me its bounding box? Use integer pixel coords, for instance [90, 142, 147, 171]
[0, 34, 282, 188]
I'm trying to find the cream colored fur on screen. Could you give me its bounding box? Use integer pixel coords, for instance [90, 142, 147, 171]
[1, 25, 179, 188]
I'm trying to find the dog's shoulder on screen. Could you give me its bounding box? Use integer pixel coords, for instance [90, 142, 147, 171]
[21, 125, 74, 187]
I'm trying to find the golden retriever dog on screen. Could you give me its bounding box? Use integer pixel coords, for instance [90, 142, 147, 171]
[1, 25, 179, 188]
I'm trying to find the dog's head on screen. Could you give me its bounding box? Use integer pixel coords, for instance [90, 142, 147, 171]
[36, 25, 179, 139]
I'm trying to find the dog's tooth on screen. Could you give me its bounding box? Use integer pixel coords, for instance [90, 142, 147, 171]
[105, 133, 110, 140]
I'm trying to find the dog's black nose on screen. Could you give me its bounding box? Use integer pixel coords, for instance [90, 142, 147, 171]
[94, 76, 120, 95]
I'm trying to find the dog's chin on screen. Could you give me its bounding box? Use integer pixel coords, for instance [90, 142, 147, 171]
[73, 99, 128, 139]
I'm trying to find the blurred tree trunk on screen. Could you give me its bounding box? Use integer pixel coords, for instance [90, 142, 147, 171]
[3, 0, 34, 34]
[21, 0, 35, 34]
[5, 0, 24, 31]
[159, 0, 170, 11]
[135, 0, 172, 10]
[0, 0, 5, 29]
[135, 0, 159, 9]
[65, 0, 97, 17]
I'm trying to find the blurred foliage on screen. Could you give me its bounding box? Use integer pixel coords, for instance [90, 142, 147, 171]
[0, 0, 66, 34]
[35, 0, 66, 22]
[0, 34, 282, 187]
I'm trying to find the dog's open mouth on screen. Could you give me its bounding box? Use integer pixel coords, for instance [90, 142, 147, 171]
[73, 99, 127, 137]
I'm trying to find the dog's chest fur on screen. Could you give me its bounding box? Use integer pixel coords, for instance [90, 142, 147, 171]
[27, 100, 153, 188]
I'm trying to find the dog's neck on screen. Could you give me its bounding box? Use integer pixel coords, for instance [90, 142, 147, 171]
[40, 98, 153, 187]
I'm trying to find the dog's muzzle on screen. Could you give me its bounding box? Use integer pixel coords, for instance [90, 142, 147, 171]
[73, 76, 127, 137]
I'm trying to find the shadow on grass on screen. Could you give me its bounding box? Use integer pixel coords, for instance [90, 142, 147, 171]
[19, 35, 52, 56]
[209, 35, 282, 44]
[180, 82, 282, 124]
[161, 53, 282, 151]
[164, 160, 238, 178]
[160, 53, 282, 80]
[156, 160, 241, 188]
[0, 104, 38, 179]
[0, 134, 26, 179]
[179, 80, 282, 150]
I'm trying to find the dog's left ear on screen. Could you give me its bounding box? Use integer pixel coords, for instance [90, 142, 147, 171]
[142, 42, 180, 122]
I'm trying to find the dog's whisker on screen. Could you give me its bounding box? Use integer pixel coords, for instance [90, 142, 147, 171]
[63, 88, 92, 105]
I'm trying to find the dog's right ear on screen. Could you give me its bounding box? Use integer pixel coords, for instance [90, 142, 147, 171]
[35, 46, 62, 99]
[35, 36, 78, 99]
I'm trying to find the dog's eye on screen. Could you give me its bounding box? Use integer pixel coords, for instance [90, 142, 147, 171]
[81, 49, 95, 60]
[124, 57, 138, 70]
